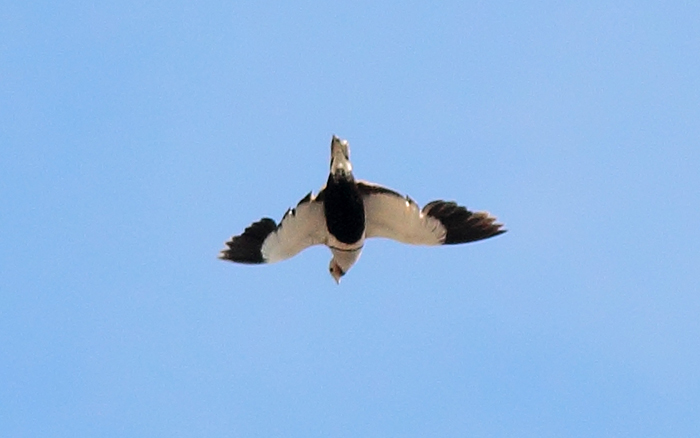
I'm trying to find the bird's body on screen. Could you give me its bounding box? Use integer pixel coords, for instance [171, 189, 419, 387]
[324, 172, 365, 245]
[219, 136, 506, 283]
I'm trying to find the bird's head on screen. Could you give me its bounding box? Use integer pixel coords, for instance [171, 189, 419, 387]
[328, 248, 362, 284]
[330, 135, 353, 176]
[328, 259, 346, 284]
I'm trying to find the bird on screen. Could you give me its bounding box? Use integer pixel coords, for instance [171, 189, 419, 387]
[219, 135, 506, 283]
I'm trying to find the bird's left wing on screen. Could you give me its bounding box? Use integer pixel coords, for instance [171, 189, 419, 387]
[358, 181, 506, 246]
[219, 191, 328, 264]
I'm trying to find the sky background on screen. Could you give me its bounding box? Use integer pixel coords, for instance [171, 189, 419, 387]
[2, 1, 699, 437]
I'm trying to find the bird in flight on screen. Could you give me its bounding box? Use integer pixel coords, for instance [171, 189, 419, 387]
[219, 135, 506, 283]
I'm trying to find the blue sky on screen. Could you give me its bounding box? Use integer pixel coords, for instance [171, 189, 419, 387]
[2, 1, 699, 437]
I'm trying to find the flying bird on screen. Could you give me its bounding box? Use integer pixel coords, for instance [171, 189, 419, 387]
[219, 136, 506, 283]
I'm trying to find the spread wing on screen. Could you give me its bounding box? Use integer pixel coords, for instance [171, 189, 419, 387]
[358, 181, 506, 245]
[219, 191, 328, 264]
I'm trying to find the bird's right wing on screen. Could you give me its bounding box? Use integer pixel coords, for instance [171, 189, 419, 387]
[358, 181, 506, 246]
[219, 191, 328, 264]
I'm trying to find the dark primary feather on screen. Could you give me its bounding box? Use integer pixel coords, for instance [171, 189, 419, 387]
[423, 201, 505, 244]
[219, 191, 329, 265]
[219, 218, 276, 264]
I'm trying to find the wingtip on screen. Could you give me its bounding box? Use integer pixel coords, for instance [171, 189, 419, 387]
[425, 201, 507, 244]
[491, 226, 507, 237]
[218, 218, 277, 264]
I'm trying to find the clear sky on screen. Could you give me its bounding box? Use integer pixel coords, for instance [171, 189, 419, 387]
[2, 1, 699, 437]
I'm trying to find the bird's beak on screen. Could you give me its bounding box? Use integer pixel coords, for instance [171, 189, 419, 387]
[329, 260, 344, 284]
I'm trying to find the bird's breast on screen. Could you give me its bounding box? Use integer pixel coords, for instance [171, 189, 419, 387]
[323, 176, 365, 244]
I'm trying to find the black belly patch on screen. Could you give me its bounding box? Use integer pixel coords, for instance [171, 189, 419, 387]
[324, 175, 365, 244]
